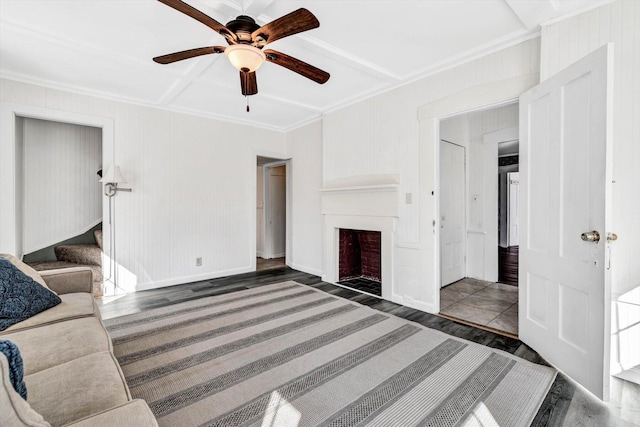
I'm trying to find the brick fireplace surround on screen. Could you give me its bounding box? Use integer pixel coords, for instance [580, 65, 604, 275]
[338, 229, 381, 282]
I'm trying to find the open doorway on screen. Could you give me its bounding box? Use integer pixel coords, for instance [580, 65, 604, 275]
[498, 142, 519, 287]
[256, 156, 287, 271]
[16, 117, 105, 297]
[438, 102, 519, 336]
[0, 104, 114, 298]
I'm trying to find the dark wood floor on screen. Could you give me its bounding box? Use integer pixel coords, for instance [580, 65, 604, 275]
[98, 267, 639, 427]
[498, 245, 519, 286]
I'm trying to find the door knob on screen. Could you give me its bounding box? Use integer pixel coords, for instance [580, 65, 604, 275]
[581, 231, 600, 242]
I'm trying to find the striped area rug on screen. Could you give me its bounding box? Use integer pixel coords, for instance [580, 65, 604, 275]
[104, 281, 556, 427]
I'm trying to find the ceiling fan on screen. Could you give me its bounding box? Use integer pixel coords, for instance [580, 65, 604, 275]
[153, 0, 330, 100]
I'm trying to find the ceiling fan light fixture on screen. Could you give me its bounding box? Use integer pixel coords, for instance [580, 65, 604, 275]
[225, 44, 266, 72]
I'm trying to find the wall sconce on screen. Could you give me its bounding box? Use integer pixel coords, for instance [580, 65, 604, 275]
[99, 165, 132, 197]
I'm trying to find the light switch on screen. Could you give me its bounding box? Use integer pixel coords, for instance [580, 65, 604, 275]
[405, 193, 413, 204]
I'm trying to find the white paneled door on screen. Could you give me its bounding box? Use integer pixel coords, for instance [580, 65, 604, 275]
[440, 140, 466, 287]
[519, 44, 612, 399]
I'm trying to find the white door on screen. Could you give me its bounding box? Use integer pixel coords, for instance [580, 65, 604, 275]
[440, 140, 466, 287]
[519, 44, 612, 399]
[266, 165, 286, 258]
[507, 172, 519, 247]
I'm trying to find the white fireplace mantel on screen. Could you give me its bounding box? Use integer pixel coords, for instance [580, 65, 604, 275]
[320, 174, 400, 218]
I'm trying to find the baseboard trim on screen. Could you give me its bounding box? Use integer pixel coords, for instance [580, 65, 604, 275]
[135, 266, 254, 292]
[287, 261, 322, 277]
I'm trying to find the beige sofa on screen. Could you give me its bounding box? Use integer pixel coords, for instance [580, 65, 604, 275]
[0, 255, 157, 427]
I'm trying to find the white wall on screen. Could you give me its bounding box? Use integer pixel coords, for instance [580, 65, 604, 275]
[22, 118, 102, 253]
[323, 38, 540, 312]
[0, 78, 287, 292]
[286, 121, 323, 276]
[540, 0, 640, 381]
[440, 115, 469, 147]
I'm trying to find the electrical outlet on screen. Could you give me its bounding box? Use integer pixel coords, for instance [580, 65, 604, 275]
[403, 295, 415, 306]
[196, 257, 202, 267]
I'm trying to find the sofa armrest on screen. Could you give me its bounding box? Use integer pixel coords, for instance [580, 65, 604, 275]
[39, 267, 93, 294]
[63, 400, 158, 427]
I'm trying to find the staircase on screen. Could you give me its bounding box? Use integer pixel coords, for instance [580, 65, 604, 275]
[28, 230, 104, 297]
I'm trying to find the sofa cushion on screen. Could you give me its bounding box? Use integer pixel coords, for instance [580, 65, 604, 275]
[0, 259, 61, 332]
[2, 317, 112, 375]
[0, 293, 99, 335]
[25, 351, 131, 426]
[0, 254, 52, 292]
[0, 353, 50, 427]
[0, 339, 27, 399]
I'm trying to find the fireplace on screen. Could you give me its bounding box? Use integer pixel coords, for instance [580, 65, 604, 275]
[321, 174, 400, 301]
[338, 229, 382, 295]
[339, 229, 381, 281]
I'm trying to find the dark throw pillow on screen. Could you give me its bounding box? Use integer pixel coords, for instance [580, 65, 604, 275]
[0, 339, 27, 399]
[0, 257, 61, 331]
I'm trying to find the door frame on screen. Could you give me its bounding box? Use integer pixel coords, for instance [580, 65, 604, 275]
[252, 153, 291, 270]
[262, 160, 288, 260]
[0, 103, 114, 259]
[418, 74, 539, 314]
[507, 171, 519, 247]
[486, 126, 519, 279]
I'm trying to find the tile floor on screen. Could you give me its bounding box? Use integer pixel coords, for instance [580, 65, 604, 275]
[440, 277, 518, 335]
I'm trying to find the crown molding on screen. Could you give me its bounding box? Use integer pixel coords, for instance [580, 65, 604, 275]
[0, 72, 288, 132]
[322, 29, 540, 116]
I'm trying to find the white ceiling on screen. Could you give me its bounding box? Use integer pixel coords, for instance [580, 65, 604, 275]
[0, 0, 609, 131]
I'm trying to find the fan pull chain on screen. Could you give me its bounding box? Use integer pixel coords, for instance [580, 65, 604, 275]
[241, 68, 250, 112]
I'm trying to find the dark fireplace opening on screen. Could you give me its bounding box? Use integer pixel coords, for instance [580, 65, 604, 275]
[338, 229, 381, 296]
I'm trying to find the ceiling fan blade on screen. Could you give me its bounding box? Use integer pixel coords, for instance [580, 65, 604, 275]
[158, 0, 236, 43]
[153, 46, 225, 64]
[264, 50, 329, 84]
[240, 71, 258, 96]
[252, 8, 319, 46]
